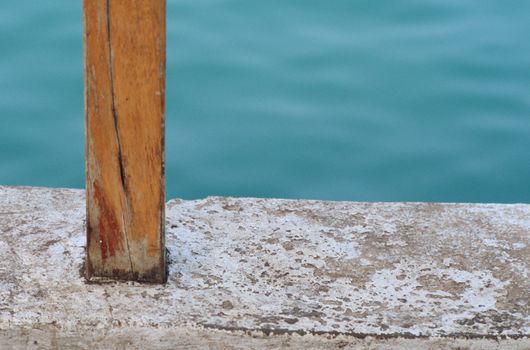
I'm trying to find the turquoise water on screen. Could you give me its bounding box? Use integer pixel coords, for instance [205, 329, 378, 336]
[1, 1, 529, 203]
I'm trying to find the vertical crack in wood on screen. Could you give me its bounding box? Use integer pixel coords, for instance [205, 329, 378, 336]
[106, 0, 134, 275]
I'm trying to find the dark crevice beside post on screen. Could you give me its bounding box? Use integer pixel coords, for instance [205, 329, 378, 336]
[84, 0, 166, 283]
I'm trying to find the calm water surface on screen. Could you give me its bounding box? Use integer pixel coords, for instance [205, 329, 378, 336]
[1, 1, 529, 202]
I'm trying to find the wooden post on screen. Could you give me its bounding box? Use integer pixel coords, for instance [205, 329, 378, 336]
[84, 0, 166, 283]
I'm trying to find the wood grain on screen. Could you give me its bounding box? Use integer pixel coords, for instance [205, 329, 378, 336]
[84, 0, 166, 283]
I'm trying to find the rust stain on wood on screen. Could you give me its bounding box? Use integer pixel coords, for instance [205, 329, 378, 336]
[84, 0, 166, 283]
[92, 181, 121, 260]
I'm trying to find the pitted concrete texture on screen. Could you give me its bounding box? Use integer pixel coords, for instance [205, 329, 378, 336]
[0, 186, 528, 349]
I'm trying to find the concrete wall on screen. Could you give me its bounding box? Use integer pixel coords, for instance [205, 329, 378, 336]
[1, 186, 528, 349]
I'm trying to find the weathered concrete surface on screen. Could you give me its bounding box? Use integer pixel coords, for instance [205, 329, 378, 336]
[0, 186, 528, 349]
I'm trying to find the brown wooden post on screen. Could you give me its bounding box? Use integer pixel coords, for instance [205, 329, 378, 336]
[84, 0, 166, 283]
